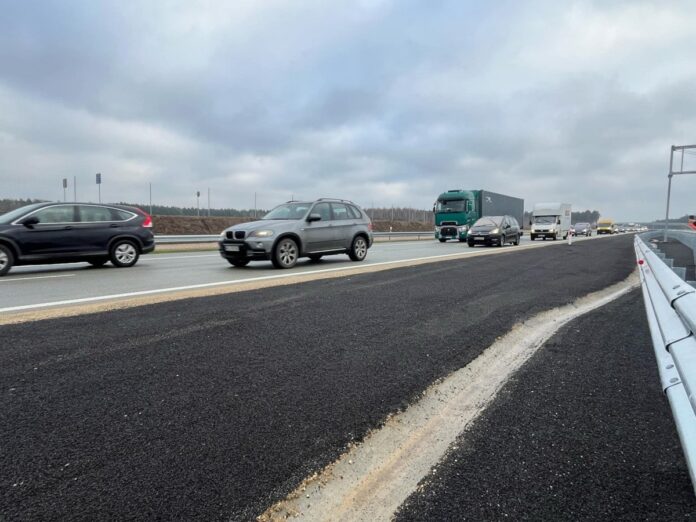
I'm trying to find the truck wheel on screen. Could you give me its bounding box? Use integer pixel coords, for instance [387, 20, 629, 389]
[552, 234, 557, 241]
[530, 235, 535, 241]
[0, 244, 14, 276]
[110, 240, 140, 268]
[467, 240, 474, 247]
[272, 238, 299, 268]
[458, 238, 466, 243]
[438, 238, 446, 243]
[227, 259, 249, 267]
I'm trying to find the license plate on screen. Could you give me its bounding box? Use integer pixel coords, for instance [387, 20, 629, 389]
[225, 245, 240, 252]
[474, 236, 484, 240]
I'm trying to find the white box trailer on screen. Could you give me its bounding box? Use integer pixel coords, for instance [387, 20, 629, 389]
[530, 203, 572, 240]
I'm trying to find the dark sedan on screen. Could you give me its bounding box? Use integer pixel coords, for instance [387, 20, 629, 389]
[0, 202, 155, 276]
[467, 215, 521, 247]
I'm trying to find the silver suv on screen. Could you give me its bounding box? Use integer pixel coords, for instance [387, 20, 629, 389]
[219, 199, 374, 268]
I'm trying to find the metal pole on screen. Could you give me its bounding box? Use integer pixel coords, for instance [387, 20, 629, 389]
[208, 188, 210, 217]
[73, 175, 77, 202]
[254, 192, 257, 219]
[98, 184, 101, 203]
[149, 183, 152, 215]
[664, 146, 675, 242]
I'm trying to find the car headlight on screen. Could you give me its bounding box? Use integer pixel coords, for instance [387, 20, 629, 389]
[458, 225, 468, 231]
[490, 228, 499, 234]
[250, 230, 275, 238]
[435, 226, 441, 232]
[220, 231, 226, 239]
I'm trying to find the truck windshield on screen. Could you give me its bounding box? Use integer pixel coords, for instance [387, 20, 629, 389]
[533, 215, 557, 224]
[436, 199, 466, 212]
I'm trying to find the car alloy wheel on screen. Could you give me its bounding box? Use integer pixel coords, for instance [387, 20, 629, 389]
[275, 238, 298, 268]
[349, 236, 368, 261]
[0, 245, 13, 276]
[110, 240, 140, 268]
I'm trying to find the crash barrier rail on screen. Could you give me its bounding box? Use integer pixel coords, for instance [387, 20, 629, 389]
[155, 231, 435, 244]
[635, 234, 696, 494]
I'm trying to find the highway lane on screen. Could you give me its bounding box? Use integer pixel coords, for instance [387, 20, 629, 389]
[0, 235, 636, 520]
[0, 234, 605, 312]
[396, 289, 696, 520]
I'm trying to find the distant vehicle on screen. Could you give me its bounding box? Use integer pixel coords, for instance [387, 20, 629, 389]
[688, 215, 696, 231]
[218, 198, 373, 268]
[467, 215, 521, 247]
[530, 203, 572, 240]
[0, 202, 154, 276]
[433, 189, 524, 242]
[618, 224, 627, 233]
[596, 219, 616, 235]
[571, 222, 592, 236]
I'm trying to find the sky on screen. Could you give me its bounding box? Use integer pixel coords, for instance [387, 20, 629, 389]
[1, 0, 696, 221]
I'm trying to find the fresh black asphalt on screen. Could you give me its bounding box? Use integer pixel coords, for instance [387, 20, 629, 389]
[396, 289, 696, 521]
[1, 236, 636, 520]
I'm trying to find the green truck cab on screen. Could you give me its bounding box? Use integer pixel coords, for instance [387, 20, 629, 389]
[434, 189, 524, 242]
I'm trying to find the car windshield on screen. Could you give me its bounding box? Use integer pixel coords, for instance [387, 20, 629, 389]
[598, 223, 612, 228]
[533, 215, 557, 224]
[574, 223, 589, 228]
[0, 203, 46, 224]
[262, 202, 311, 220]
[436, 199, 466, 212]
[473, 217, 501, 227]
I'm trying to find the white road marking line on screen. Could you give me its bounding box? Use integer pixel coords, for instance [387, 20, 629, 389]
[0, 274, 76, 283]
[0, 234, 611, 313]
[0, 250, 510, 313]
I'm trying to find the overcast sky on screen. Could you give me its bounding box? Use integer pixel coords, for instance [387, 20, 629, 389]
[1, 0, 695, 220]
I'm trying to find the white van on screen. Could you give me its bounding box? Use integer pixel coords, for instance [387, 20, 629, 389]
[530, 203, 571, 240]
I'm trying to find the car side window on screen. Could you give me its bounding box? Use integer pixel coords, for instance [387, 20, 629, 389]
[312, 203, 331, 221]
[347, 205, 362, 219]
[331, 203, 350, 220]
[79, 205, 116, 222]
[33, 205, 77, 224]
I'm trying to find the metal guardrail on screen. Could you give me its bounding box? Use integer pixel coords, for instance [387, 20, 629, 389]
[635, 235, 696, 494]
[155, 231, 435, 244]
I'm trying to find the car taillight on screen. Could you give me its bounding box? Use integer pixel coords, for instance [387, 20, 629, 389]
[141, 213, 153, 228]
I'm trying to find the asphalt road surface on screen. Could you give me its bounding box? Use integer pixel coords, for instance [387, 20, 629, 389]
[395, 289, 696, 521]
[1, 235, 639, 520]
[0, 234, 604, 312]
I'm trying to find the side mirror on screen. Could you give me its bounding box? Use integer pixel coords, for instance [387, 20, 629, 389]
[557, 219, 561, 225]
[20, 216, 39, 228]
[307, 213, 322, 222]
[505, 224, 511, 229]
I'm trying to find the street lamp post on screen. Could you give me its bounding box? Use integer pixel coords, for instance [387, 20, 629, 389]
[196, 191, 201, 217]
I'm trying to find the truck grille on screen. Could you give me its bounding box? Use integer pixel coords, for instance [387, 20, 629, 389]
[441, 226, 457, 237]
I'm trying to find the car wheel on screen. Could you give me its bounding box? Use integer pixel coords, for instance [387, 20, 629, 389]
[498, 235, 505, 247]
[227, 259, 249, 267]
[308, 254, 323, 262]
[467, 241, 474, 247]
[438, 238, 446, 243]
[110, 240, 140, 268]
[514, 234, 520, 245]
[0, 244, 14, 276]
[530, 235, 535, 241]
[88, 258, 108, 267]
[349, 236, 368, 262]
[272, 237, 298, 269]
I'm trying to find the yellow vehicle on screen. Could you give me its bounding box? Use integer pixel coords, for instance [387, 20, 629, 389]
[596, 218, 617, 235]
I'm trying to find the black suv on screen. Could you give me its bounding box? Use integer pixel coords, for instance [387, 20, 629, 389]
[0, 202, 155, 276]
